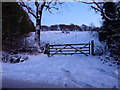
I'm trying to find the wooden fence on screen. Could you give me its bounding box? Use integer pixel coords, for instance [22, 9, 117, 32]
[45, 40, 94, 57]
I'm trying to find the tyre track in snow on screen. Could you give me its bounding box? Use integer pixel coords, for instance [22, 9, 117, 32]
[61, 69, 96, 88]
[96, 68, 118, 79]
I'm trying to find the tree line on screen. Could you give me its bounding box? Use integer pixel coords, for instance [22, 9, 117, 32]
[41, 24, 100, 31]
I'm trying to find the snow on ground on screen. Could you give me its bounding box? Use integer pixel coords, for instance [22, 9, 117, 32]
[2, 31, 119, 88]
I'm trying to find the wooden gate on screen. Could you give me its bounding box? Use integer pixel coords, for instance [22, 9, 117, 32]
[45, 40, 94, 57]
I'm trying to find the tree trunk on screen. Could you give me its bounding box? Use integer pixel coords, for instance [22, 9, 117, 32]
[35, 5, 43, 52]
[35, 18, 40, 46]
[35, 5, 41, 52]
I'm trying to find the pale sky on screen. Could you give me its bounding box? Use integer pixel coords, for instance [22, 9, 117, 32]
[30, 2, 102, 27]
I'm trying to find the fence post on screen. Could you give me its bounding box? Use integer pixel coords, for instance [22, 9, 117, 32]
[46, 44, 50, 57]
[91, 40, 94, 55]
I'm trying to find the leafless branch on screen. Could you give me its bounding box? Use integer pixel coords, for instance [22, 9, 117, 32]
[40, 2, 46, 11]
[81, 1, 94, 4]
[47, 0, 53, 6]
[80, 0, 114, 21]
[44, 3, 59, 12]
[20, 2, 37, 18]
[91, 6, 101, 12]
[79, 0, 103, 4]
[48, 9, 52, 14]
[35, 2, 39, 7]
[58, 2, 64, 4]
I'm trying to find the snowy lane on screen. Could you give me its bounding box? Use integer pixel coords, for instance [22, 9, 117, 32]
[2, 77, 72, 88]
[2, 55, 118, 88]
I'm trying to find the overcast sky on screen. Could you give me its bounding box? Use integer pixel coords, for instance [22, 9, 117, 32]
[30, 2, 102, 27]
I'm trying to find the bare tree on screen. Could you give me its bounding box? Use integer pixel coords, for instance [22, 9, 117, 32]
[75, 0, 120, 34]
[19, 0, 62, 52]
[75, 0, 120, 21]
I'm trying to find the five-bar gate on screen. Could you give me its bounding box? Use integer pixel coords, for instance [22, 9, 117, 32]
[45, 40, 94, 57]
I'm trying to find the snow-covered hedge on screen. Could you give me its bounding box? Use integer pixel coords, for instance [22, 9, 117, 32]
[2, 52, 28, 63]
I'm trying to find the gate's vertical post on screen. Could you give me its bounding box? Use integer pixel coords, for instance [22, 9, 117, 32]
[46, 44, 50, 57]
[91, 40, 94, 55]
[89, 42, 90, 55]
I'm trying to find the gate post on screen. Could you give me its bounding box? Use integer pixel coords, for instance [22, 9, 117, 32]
[46, 44, 50, 57]
[91, 40, 94, 55]
[89, 42, 90, 55]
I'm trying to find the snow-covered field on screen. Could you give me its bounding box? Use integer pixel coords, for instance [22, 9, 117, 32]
[1, 31, 119, 88]
[41, 31, 100, 45]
